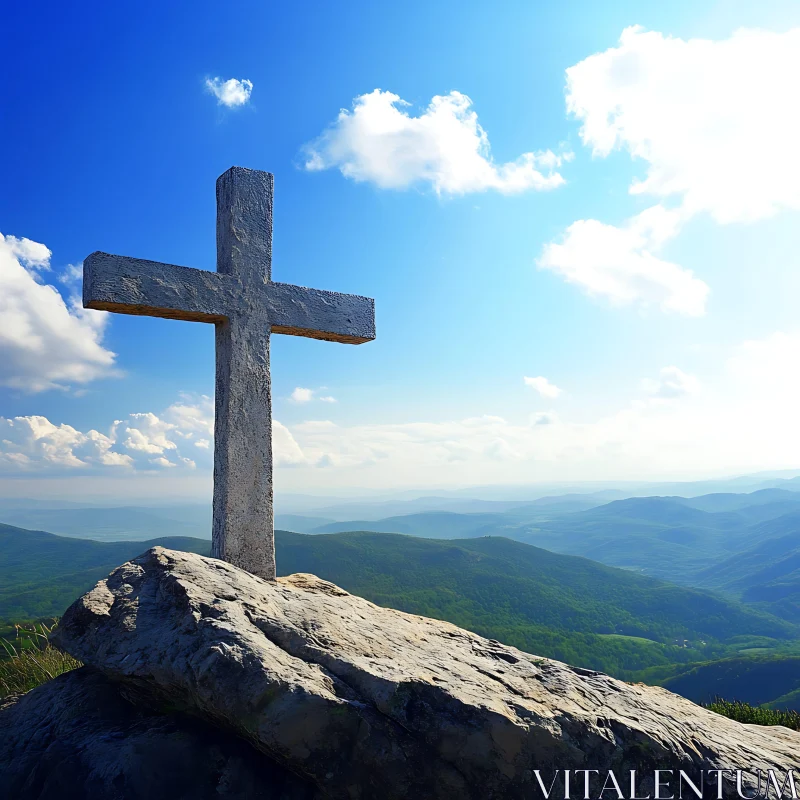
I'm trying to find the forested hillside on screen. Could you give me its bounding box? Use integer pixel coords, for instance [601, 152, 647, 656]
[4, 523, 797, 686]
[0, 524, 210, 625]
[652, 656, 800, 710]
[301, 490, 800, 623]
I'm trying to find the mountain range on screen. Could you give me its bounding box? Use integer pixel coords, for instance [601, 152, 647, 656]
[274, 489, 800, 625]
[3, 480, 800, 710]
[3, 520, 800, 709]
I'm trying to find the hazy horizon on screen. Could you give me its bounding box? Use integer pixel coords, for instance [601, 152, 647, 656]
[3, 466, 800, 511]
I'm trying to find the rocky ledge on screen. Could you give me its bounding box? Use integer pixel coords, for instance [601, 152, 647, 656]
[2, 546, 798, 799]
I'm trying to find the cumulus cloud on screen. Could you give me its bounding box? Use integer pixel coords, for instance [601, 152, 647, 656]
[0, 416, 132, 471]
[524, 376, 562, 399]
[275, 332, 800, 485]
[0, 393, 308, 474]
[273, 421, 307, 466]
[6, 332, 800, 486]
[641, 366, 699, 400]
[164, 395, 215, 439]
[290, 387, 336, 404]
[566, 26, 800, 224]
[4, 236, 51, 269]
[59, 263, 83, 286]
[302, 89, 569, 195]
[545, 26, 800, 313]
[538, 205, 709, 316]
[205, 77, 253, 108]
[0, 233, 117, 392]
[123, 413, 179, 454]
[290, 415, 530, 469]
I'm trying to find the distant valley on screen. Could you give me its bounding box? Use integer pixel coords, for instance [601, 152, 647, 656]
[3, 518, 800, 710]
[0, 503, 212, 542]
[3, 480, 800, 711]
[278, 489, 800, 625]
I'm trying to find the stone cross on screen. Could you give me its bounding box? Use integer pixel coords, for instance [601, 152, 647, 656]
[83, 167, 376, 580]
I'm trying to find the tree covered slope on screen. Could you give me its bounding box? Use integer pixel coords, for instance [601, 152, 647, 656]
[3, 523, 798, 693]
[0, 523, 211, 624]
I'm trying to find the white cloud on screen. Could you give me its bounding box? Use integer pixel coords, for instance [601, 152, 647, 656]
[273, 421, 308, 467]
[8, 332, 800, 487]
[164, 395, 215, 438]
[538, 205, 709, 316]
[273, 333, 800, 485]
[545, 26, 800, 314]
[566, 26, 800, 224]
[59, 263, 83, 286]
[0, 393, 308, 474]
[290, 387, 314, 403]
[0, 233, 117, 392]
[4, 236, 51, 269]
[290, 387, 336, 404]
[524, 375, 562, 399]
[0, 416, 132, 471]
[290, 415, 530, 469]
[641, 366, 699, 400]
[302, 89, 569, 195]
[205, 77, 253, 108]
[123, 413, 179, 454]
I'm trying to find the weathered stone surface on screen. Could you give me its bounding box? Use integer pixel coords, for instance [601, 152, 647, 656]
[83, 252, 376, 342]
[51, 547, 800, 800]
[82, 166, 376, 581]
[0, 667, 315, 800]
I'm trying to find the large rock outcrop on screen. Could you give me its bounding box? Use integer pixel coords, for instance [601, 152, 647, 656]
[0, 668, 314, 800]
[3, 547, 799, 799]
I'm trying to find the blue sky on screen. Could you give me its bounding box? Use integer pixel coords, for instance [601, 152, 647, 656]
[3, 0, 800, 500]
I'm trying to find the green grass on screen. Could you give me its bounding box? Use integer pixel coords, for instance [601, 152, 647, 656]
[0, 621, 81, 699]
[705, 698, 800, 730]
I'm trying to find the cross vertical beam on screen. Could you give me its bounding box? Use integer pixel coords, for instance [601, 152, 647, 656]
[82, 166, 375, 582]
[213, 168, 276, 579]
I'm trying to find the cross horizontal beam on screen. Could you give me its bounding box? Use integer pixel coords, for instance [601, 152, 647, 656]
[82, 167, 376, 581]
[83, 252, 227, 322]
[84, 251, 376, 343]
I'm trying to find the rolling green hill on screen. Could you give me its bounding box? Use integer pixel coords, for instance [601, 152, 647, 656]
[274, 514, 336, 533]
[4, 523, 797, 685]
[274, 532, 797, 678]
[291, 492, 800, 612]
[677, 488, 800, 513]
[692, 532, 800, 624]
[310, 511, 515, 538]
[0, 505, 211, 542]
[0, 523, 211, 625]
[310, 493, 800, 627]
[652, 656, 800, 710]
[510, 498, 800, 620]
